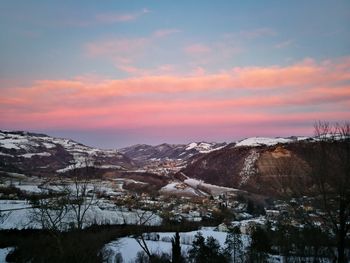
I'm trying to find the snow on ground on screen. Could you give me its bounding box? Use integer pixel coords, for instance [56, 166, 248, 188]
[21, 152, 51, 158]
[0, 138, 26, 150]
[184, 178, 239, 196]
[231, 216, 266, 229]
[103, 228, 250, 263]
[0, 152, 13, 157]
[13, 183, 43, 193]
[99, 165, 122, 169]
[185, 142, 225, 153]
[0, 247, 14, 263]
[239, 150, 259, 187]
[0, 200, 161, 230]
[0, 200, 32, 210]
[235, 137, 294, 147]
[2, 172, 27, 179]
[2, 174, 126, 196]
[82, 207, 162, 227]
[235, 136, 311, 147]
[42, 142, 56, 148]
[56, 153, 95, 173]
[56, 150, 124, 173]
[113, 178, 148, 185]
[160, 182, 202, 196]
[0, 132, 42, 150]
[0, 131, 125, 173]
[0, 200, 34, 229]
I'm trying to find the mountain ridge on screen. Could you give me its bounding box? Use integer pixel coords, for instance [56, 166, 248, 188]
[1, 129, 317, 197]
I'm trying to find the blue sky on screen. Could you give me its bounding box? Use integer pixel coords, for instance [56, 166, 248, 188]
[0, 1, 349, 148]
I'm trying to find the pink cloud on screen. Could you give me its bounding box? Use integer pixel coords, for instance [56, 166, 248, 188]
[3, 57, 350, 100]
[1, 57, 349, 135]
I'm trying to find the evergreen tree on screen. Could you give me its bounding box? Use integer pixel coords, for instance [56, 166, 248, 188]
[188, 232, 206, 263]
[205, 236, 221, 259]
[171, 232, 184, 263]
[224, 226, 243, 263]
[187, 232, 229, 263]
[248, 226, 271, 263]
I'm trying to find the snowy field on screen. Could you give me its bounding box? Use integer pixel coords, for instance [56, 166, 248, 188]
[102, 227, 331, 263]
[0, 200, 161, 230]
[103, 228, 250, 263]
[0, 247, 14, 263]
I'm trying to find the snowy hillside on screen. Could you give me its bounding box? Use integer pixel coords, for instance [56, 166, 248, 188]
[0, 130, 135, 176]
[120, 142, 226, 164]
[235, 136, 309, 147]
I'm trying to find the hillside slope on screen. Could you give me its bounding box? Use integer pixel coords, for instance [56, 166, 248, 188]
[0, 130, 135, 176]
[181, 137, 313, 196]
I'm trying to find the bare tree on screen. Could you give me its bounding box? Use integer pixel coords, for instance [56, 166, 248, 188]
[128, 194, 162, 261]
[66, 158, 100, 229]
[30, 193, 69, 231]
[276, 122, 350, 262]
[30, 158, 100, 230]
[309, 122, 350, 263]
[28, 186, 70, 255]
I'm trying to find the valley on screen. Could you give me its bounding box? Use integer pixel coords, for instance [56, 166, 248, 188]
[0, 129, 349, 262]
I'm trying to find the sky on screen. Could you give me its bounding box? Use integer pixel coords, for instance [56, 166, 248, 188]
[0, 0, 349, 148]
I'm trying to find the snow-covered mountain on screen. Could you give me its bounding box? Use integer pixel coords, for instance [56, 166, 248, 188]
[180, 136, 316, 196]
[234, 136, 310, 147]
[119, 142, 227, 164]
[1, 130, 320, 197]
[0, 130, 135, 176]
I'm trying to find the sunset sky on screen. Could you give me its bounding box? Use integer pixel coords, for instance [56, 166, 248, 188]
[0, 1, 349, 148]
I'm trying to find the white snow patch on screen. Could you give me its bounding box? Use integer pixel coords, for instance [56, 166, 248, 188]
[185, 142, 225, 153]
[184, 178, 238, 196]
[239, 150, 259, 186]
[235, 137, 292, 147]
[0, 133, 40, 150]
[21, 152, 51, 158]
[14, 184, 43, 193]
[160, 182, 201, 196]
[186, 142, 198, 151]
[0, 138, 22, 149]
[0, 152, 13, 157]
[0, 247, 14, 263]
[99, 165, 122, 169]
[42, 142, 56, 148]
